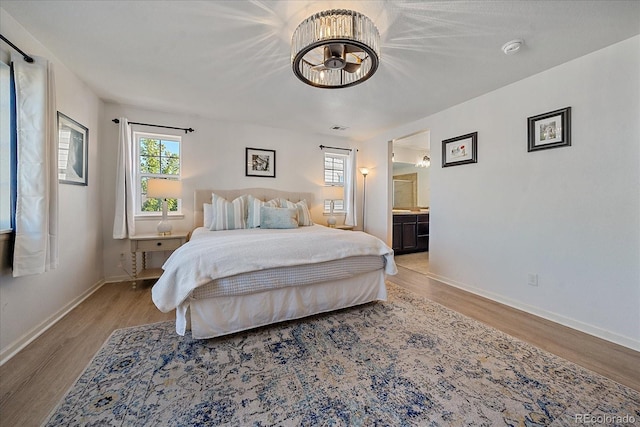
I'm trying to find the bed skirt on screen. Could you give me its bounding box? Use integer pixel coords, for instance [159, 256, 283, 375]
[180, 269, 387, 339]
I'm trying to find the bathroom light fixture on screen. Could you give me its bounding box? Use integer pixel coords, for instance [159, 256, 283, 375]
[291, 9, 380, 89]
[415, 155, 430, 168]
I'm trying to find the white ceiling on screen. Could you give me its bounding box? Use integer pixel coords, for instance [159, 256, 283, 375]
[2, 1, 639, 141]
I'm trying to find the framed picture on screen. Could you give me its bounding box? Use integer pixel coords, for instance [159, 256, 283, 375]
[442, 132, 478, 167]
[246, 147, 276, 178]
[57, 112, 88, 185]
[527, 107, 571, 152]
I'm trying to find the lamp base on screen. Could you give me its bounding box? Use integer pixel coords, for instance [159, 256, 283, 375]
[157, 199, 172, 235]
[327, 216, 337, 228]
[157, 220, 172, 236]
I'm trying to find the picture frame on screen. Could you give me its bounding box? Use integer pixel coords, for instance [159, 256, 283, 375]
[527, 107, 571, 152]
[57, 112, 88, 185]
[442, 132, 478, 167]
[245, 147, 276, 178]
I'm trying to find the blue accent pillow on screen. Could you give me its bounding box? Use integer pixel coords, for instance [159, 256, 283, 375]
[260, 206, 298, 229]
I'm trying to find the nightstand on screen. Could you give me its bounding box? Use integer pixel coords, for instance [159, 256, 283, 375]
[335, 225, 354, 231]
[129, 231, 188, 289]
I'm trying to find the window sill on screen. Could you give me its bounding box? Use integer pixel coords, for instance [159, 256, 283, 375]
[135, 214, 185, 221]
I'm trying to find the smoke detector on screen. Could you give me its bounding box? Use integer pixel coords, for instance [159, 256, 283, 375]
[502, 39, 524, 55]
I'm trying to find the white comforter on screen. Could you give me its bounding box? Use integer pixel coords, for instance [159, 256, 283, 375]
[152, 225, 397, 312]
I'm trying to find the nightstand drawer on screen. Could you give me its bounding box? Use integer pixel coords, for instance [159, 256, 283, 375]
[136, 238, 183, 252]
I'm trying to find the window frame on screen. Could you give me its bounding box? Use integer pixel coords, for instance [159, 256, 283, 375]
[323, 152, 347, 214]
[133, 131, 182, 217]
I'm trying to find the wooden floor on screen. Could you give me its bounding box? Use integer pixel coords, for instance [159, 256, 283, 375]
[1, 271, 639, 426]
[0, 280, 174, 427]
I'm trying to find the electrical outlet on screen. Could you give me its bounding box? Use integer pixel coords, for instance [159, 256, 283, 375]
[527, 273, 538, 287]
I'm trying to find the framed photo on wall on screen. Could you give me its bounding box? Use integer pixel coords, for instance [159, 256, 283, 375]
[442, 132, 478, 167]
[246, 147, 276, 178]
[527, 107, 571, 152]
[58, 112, 88, 185]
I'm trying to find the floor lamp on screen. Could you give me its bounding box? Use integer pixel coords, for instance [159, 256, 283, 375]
[359, 168, 369, 231]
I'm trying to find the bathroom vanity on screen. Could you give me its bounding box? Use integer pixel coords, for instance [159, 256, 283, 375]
[392, 210, 429, 254]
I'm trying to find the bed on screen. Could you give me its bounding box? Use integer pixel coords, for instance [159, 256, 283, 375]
[151, 188, 397, 339]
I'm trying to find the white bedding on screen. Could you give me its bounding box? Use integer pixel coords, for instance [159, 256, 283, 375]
[151, 225, 397, 313]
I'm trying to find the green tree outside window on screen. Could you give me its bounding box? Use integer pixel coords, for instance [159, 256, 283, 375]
[139, 137, 181, 212]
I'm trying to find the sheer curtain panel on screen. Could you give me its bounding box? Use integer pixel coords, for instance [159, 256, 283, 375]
[12, 53, 59, 277]
[112, 118, 135, 238]
[343, 149, 358, 227]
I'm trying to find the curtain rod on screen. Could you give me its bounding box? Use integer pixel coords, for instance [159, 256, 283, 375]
[319, 145, 357, 152]
[0, 34, 34, 63]
[112, 118, 194, 134]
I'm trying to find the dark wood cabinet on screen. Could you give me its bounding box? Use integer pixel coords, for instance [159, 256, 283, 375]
[393, 213, 429, 254]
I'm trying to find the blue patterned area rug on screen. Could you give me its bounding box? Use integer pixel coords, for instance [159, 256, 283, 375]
[44, 282, 638, 426]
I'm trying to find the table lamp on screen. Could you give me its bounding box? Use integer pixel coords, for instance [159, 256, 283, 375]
[147, 179, 182, 235]
[323, 185, 344, 227]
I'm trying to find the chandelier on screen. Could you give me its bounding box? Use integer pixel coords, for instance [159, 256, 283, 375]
[291, 9, 380, 89]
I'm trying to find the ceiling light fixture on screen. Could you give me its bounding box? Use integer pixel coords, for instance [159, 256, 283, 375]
[291, 9, 380, 89]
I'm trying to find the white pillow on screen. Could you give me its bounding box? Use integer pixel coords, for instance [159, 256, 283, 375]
[279, 199, 313, 226]
[203, 203, 213, 229]
[247, 195, 278, 228]
[209, 193, 248, 231]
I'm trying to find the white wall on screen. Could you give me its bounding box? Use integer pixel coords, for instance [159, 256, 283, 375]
[101, 103, 354, 281]
[362, 36, 640, 350]
[0, 9, 104, 362]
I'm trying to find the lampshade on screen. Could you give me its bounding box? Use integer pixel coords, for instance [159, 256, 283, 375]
[323, 185, 344, 200]
[291, 9, 380, 89]
[147, 179, 182, 199]
[359, 167, 369, 176]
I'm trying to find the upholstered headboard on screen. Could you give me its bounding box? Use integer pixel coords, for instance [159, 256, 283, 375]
[194, 188, 315, 228]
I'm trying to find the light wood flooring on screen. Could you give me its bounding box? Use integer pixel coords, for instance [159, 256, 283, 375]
[1, 269, 639, 426]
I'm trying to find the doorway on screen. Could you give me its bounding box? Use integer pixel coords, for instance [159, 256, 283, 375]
[390, 129, 431, 275]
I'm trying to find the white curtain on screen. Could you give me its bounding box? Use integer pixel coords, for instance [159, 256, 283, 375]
[343, 149, 358, 227]
[113, 118, 135, 238]
[12, 54, 59, 277]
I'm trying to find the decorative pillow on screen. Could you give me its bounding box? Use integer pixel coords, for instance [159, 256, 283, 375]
[260, 206, 298, 229]
[203, 203, 213, 229]
[209, 193, 248, 231]
[247, 195, 278, 228]
[279, 199, 313, 226]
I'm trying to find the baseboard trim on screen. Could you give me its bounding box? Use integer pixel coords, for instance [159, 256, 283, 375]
[0, 279, 106, 366]
[426, 272, 640, 352]
[104, 274, 132, 283]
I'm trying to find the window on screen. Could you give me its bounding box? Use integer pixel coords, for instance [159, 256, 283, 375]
[323, 152, 346, 213]
[134, 131, 181, 216]
[0, 61, 12, 232]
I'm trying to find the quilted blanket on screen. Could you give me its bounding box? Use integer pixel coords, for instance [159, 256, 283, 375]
[152, 225, 396, 312]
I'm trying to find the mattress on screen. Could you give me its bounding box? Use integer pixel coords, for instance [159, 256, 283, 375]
[191, 255, 385, 299]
